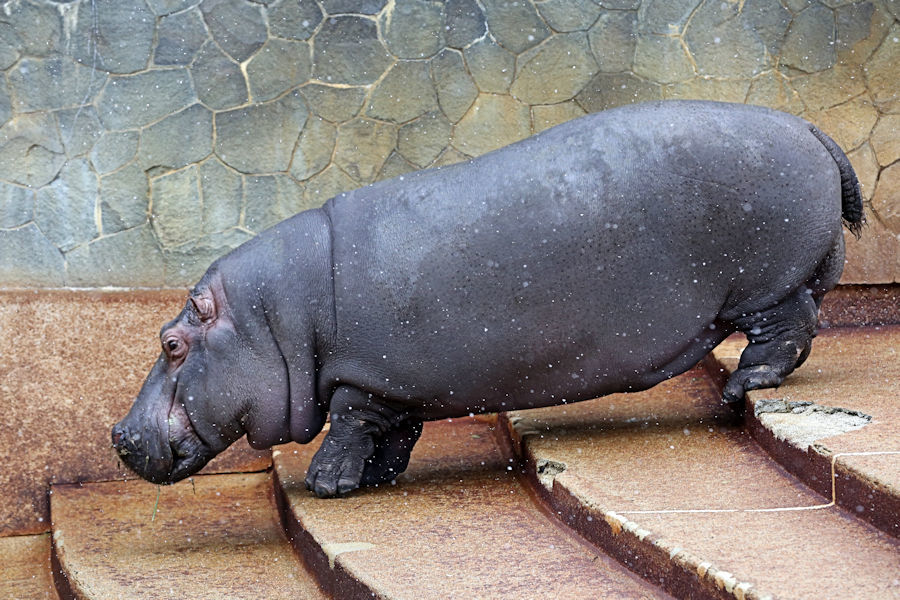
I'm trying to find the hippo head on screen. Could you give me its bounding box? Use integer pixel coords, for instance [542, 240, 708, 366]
[111, 268, 291, 484]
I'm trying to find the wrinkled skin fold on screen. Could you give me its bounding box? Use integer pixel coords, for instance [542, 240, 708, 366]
[112, 101, 863, 496]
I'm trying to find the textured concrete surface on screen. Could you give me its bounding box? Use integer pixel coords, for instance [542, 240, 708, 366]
[0, 0, 897, 287]
[506, 367, 900, 599]
[51, 473, 325, 600]
[0, 533, 58, 599]
[275, 418, 670, 600]
[0, 291, 270, 536]
[712, 325, 900, 536]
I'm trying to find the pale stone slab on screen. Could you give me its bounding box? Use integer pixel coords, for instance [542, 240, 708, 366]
[303, 165, 358, 206]
[576, 71, 662, 113]
[100, 162, 149, 234]
[7, 57, 107, 112]
[807, 95, 878, 151]
[588, 10, 638, 73]
[140, 104, 213, 171]
[0, 113, 65, 187]
[870, 114, 900, 166]
[532, 101, 586, 134]
[247, 39, 312, 103]
[452, 94, 530, 157]
[291, 116, 337, 181]
[633, 34, 694, 84]
[0, 224, 64, 286]
[535, 0, 603, 32]
[381, 0, 445, 59]
[847, 142, 879, 201]
[151, 166, 203, 248]
[269, 0, 323, 41]
[865, 25, 900, 113]
[431, 49, 478, 123]
[191, 41, 249, 110]
[444, 0, 486, 48]
[155, 8, 208, 66]
[366, 61, 439, 123]
[464, 38, 516, 94]
[66, 224, 166, 287]
[510, 33, 599, 105]
[201, 0, 267, 62]
[335, 118, 398, 182]
[70, 0, 155, 73]
[244, 174, 307, 233]
[780, 4, 837, 72]
[91, 131, 140, 176]
[0, 182, 33, 229]
[300, 84, 367, 122]
[480, 0, 550, 54]
[98, 69, 196, 130]
[398, 111, 452, 167]
[199, 158, 242, 234]
[313, 16, 393, 85]
[34, 159, 98, 252]
[872, 162, 900, 233]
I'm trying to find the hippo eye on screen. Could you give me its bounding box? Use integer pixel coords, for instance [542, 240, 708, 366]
[163, 337, 185, 359]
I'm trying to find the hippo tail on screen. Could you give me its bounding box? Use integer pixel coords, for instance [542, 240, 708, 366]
[807, 124, 865, 239]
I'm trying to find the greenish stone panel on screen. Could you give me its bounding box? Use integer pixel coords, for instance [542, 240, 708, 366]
[319, 0, 387, 14]
[378, 152, 417, 180]
[164, 229, 252, 287]
[247, 39, 312, 103]
[0, 80, 9, 127]
[588, 11, 638, 73]
[866, 23, 900, 113]
[7, 58, 107, 112]
[290, 116, 337, 181]
[576, 72, 663, 113]
[444, 0, 487, 48]
[191, 42, 249, 110]
[97, 70, 197, 130]
[452, 94, 530, 157]
[398, 112, 452, 168]
[269, 0, 323, 41]
[510, 33, 599, 105]
[199, 159, 243, 234]
[200, 0, 267, 62]
[215, 90, 308, 173]
[431, 49, 478, 123]
[151, 166, 203, 248]
[6, 0, 61, 58]
[780, 4, 837, 72]
[100, 163, 149, 234]
[633, 34, 695, 84]
[464, 38, 516, 94]
[684, 1, 769, 78]
[147, 0, 203, 16]
[480, 0, 550, 54]
[303, 165, 357, 206]
[66, 224, 165, 287]
[140, 104, 214, 171]
[0, 182, 34, 229]
[56, 107, 104, 158]
[335, 118, 398, 183]
[155, 9, 209, 66]
[381, 0, 445, 59]
[532, 101, 586, 133]
[0, 224, 65, 287]
[0, 114, 66, 188]
[70, 0, 155, 74]
[34, 159, 98, 252]
[0, 24, 21, 70]
[313, 16, 393, 85]
[740, 0, 792, 56]
[535, 0, 602, 32]
[366, 61, 439, 123]
[637, 0, 701, 35]
[244, 174, 308, 232]
[300, 84, 367, 121]
[91, 131, 140, 175]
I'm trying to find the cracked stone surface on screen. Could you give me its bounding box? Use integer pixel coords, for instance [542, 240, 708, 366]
[0, 0, 896, 286]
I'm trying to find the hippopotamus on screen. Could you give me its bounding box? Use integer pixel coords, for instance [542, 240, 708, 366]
[112, 100, 863, 497]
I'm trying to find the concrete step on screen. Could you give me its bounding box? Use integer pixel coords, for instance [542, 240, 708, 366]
[274, 418, 672, 600]
[503, 364, 900, 600]
[50, 473, 325, 599]
[0, 533, 58, 599]
[711, 325, 900, 537]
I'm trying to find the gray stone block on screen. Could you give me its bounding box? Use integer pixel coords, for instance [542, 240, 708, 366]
[91, 131, 140, 175]
[201, 0, 267, 62]
[633, 33, 694, 84]
[480, 0, 550, 54]
[247, 39, 312, 102]
[0, 81, 9, 128]
[199, 159, 242, 234]
[381, 0, 445, 59]
[191, 42, 249, 110]
[244, 174, 307, 232]
[66, 224, 165, 287]
[430, 49, 478, 123]
[70, 0, 155, 73]
[8, 58, 107, 113]
[451, 94, 530, 157]
[510, 33, 599, 104]
[146, 0, 202, 15]
[98, 69, 197, 130]
[163, 228, 251, 287]
[0, 113, 66, 188]
[34, 159, 98, 252]
[313, 16, 393, 85]
[464, 38, 516, 94]
[535, 0, 603, 32]
[334, 118, 397, 182]
[637, 0, 701, 34]
[740, 0, 792, 56]
[366, 61, 439, 123]
[398, 111, 452, 168]
[6, 0, 61, 58]
[299, 84, 366, 121]
[303, 165, 357, 206]
[0, 224, 65, 287]
[215, 90, 309, 173]
[444, 0, 486, 48]
[100, 163, 149, 234]
[780, 4, 837, 72]
[684, 0, 769, 78]
[377, 151, 417, 181]
[151, 166, 203, 248]
[290, 116, 337, 181]
[140, 104, 213, 171]
[56, 107, 104, 159]
[155, 8, 209, 66]
[0, 24, 21, 70]
[588, 10, 638, 73]
[576, 71, 662, 113]
[319, 0, 387, 14]
[0, 182, 34, 229]
[269, 0, 324, 40]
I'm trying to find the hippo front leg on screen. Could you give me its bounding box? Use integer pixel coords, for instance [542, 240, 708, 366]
[305, 385, 415, 498]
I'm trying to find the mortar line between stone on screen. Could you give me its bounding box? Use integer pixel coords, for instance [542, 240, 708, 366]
[614, 451, 900, 516]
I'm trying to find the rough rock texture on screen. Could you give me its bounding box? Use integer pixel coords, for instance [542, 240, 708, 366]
[0, 0, 896, 287]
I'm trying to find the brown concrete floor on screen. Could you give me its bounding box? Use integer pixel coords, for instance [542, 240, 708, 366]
[0, 291, 270, 536]
[276, 418, 671, 600]
[51, 473, 326, 600]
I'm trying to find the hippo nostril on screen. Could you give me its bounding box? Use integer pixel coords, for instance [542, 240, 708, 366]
[111, 424, 128, 449]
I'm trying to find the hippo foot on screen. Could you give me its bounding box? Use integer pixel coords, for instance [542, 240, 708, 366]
[722, 365, 784, 404]
[360, 418, 423, 487]
[305, 430, 373, 498]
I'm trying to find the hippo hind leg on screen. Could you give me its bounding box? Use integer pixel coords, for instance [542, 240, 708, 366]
[305, 385, 419, 498]
[722, 285, 819, 405]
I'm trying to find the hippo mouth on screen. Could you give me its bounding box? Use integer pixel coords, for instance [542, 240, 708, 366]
[165, 397, 214, 483]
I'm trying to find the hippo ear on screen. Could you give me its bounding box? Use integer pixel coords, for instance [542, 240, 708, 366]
[190, 292, 217, 324]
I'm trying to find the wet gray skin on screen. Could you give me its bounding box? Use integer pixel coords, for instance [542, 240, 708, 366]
[112, 100, 862, 495]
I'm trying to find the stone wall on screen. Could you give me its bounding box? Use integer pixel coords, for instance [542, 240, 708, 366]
[0, 0, 897, 288]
